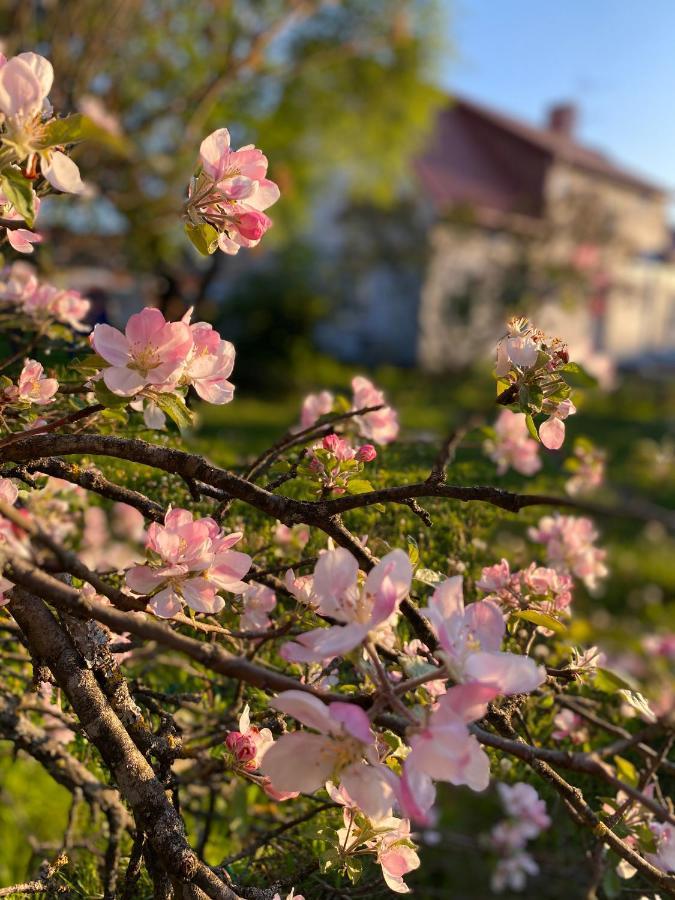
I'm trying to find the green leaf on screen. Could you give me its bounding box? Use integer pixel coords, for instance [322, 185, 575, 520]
[414, 567, 443, 586]
[618, 689, 657, 723]
[0, 168, 36, 227]
[344, 856, 363, 884]
[185, 222, 219, 256]
[560, 361, 598, 388]
[406, 535, 419, 567]
[613, 755, 639, 788]
[38, 114, 87, 148]
[525, 413, 540, 442]
[152, 392, 194, 430]
[593, 667, 634, 694]
[514, 609, 567, 635]
[346, 479, 373, 495]
[93, 379, 131, 408]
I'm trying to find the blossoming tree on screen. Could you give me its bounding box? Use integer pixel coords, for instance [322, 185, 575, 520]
[0, 50, 673, 900]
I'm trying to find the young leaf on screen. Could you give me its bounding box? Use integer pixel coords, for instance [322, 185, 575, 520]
[153, 392, 194, 430]
[560, 361, 598, 388]
[38, 114, 87, 148]
[593, 667, 634, 694]
[1, 168, 36, 227]
[185, 222, 219, 256]
[346, 479, 373, 495]
[613, 755, 639, 788]
[525, 413, 540, 442]
[514, 609, 567, 635]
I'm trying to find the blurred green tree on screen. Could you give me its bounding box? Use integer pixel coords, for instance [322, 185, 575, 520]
[1, 0, 445, 310]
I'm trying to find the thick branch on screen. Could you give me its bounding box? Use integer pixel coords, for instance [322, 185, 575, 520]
[8, 588, 242, 900]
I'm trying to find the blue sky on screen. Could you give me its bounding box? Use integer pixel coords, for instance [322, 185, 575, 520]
[440, 0, 675, 212]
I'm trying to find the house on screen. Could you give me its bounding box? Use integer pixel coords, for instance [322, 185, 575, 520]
[318, 94, 675, 372]
[415, 96, 675, 372]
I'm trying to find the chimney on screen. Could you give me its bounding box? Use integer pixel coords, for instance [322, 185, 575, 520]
[547, 103, 576, 138]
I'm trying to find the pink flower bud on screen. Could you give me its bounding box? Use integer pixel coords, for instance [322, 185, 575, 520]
[236, 210, 271, 241]
[225, 731, 258, 768]
[322, 434, 340, 453]
[356, 444, 377, 462]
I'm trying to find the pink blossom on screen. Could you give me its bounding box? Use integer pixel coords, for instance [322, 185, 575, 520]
[22, 282, 91, 330]
[299, 390, 334, 428]
[477, 559, 513, 595]
[0, 260, 38, 303]
[520, 563, 574, 615]
[274, 522, 310, 549]
[551, 709, 588, 744]
[372, 818, 421, 893]
[497, 782, 551, 838]
[91, 307, 193, 396]
[179, 312, 236, 404]
[528, 514, 607, 589]
[356, 443, 377, 462]
[5, 358, 58, 405]
[225, 704, 275, 772]
[399, 683, 499, 824]
[351, 376, 399, 445]
[272, 890, 304, 900]
[422, 576, 545, 695]
[321, 433, 356, 461]
[646, 822, 675, 873]
[261, 690, 396, 819]
[565, 441, 605, 496]
[484, 410, 541, 476]
[129, 397, 166, 429]
[0, 53, 85, 193]
[6, 226, 42, 253]
[284, 568, 316, 606]
[126, 507, 251, 618]
[240, 582, 276, 632]
[539, 399, 576, 451]
[491, 851, 539, 892]
[281, 548, 412, 664]
[188, 128, 280, 255]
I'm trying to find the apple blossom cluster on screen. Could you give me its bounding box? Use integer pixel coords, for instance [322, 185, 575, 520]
[601, 788, 675, 879]
[528, 514, 608, 590]
[495, 316, 580, 450]
[299, 434, 377, 496]
[0, 51, 85, 194]
[564, 437, 606, 496]
[1, 358, 58, 408]
[90, 307, 236, 419]
[484, 409, 542, 476]
[125, 507, 252, 618]
[299, 376, 399, 446]
[238, 581, 277, 633]
[184, 128, 280, 255]
[325, 781, 420, 893]
[248, 547, 550, 840]
[486, 782, 551, 893]
[0, 262, 91, 330]
[477, 558, 574, 621]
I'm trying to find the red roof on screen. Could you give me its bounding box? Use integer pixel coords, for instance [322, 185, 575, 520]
[416, 95, 665, 221]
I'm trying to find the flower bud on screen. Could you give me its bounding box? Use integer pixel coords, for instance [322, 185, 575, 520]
[356, 444, 377, 462]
